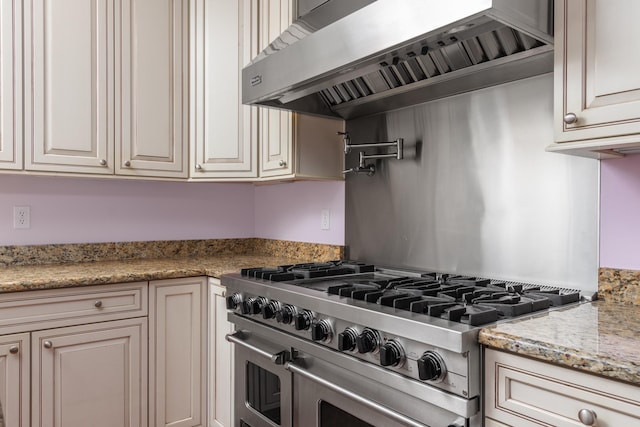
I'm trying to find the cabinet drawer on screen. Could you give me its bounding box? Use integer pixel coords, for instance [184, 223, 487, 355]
[485, 348, 640, 426]
[0, 282, 147, 334]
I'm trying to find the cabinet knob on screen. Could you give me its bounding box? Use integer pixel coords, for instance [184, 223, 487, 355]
[563, 112, 578, 124]
[99, 159, 107, 166]
[279, 160, 287, 167]
[94, 300, 103, 308]
[43, 340, 53, 349]
[9, 345, 19, 354]
[578, 408, 597, 426]
[124, 160, 131, 167]
[195, 164, 202, 171]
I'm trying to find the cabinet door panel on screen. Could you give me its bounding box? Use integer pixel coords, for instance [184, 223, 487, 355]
[31, 318, 147, 427]
[24, 0, 113, 173]
[149, 277, 207, 427]
[0, 0, 21, 169]
[0, 333, 30, 427]
[117, 0, 189, 177]
[258, 0, 293, 178]
[191, 0, 258, 179]
[556, 0, 640, 142]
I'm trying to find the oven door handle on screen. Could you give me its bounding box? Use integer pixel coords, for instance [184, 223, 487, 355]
[225, 332, 290, 365]
[285, 361, 430, 427]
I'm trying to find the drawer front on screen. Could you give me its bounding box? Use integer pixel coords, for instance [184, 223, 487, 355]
[0, 282, 147, 333]
[485, 348, 640, 426]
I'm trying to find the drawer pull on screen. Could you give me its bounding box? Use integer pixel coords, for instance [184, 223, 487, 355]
[9, 346, 19, 354]
[578, 408, 597, 426]
[43, 340, 53, 349]
[94, 300, 103, 308]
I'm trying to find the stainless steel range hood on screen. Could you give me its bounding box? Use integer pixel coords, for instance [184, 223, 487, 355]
[242, 0, 554, 119]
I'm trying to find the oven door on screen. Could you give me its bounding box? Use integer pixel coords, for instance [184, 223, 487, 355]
[226, 331, 293, 427]
[287, 355, 469, 427]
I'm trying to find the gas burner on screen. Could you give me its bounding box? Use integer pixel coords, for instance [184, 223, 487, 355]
[241, 261, 375, 281]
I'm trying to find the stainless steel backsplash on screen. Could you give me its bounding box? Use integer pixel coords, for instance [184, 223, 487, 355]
[344, 74, 599, 291]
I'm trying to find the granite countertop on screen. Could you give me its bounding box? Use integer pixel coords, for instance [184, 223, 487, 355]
[0, 254, 307, 293]
[479, 301, 640, 385]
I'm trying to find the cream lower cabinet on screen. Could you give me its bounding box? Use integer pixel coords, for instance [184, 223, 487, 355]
[0, 282, 148, 427]
[208, 278, 233, 427]
[149, 277, 208, 427]
[484, 348, 640, 426]
[550, 0, 640, 158]
[0, 333, 30, 426]
[31, 318, 148, 427]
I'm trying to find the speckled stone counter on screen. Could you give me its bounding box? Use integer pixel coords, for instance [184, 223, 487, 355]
[479, 301, 640, 385]
[0, 238, 343, 293]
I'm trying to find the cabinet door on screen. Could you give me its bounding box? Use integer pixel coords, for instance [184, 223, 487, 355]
[191, 0, 258, 179]
[555, 0, 640, 143]
[24, 0, 114, 174]
[31, 318, 148, 427]
[208, 279, 233, 427]
[258, 0, 294, 178]
[116, 0, 189, 178]
[0, 0, 22, 170]
[149, 277, 207, 427]
[0, 333, 30, 427]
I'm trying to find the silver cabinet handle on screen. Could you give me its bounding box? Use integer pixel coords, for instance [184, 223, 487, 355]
[94, 300, 103, 308]
[225, 332, 289, 365]
[578, 408, 597, 426]
[285, 362, 428, 427]
[124, 160, 131, 167]
[99, 159, 107, 166]
[563, 112, 578, 124]
[9, 346, 19, 354]
[279, 160, 287, 167]
[195, 164, 202, 170]
[43, 340, 53, 349]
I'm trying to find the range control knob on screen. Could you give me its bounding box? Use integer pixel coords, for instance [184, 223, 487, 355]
[275, 305, 296, 324]
[226, 293, 241, 310]
[417, 351, 447, 382]
[262, 300, 281, 319]
[294, 310, 313, 331]
[338, 328, 359, 351]
[311, 319, 333, 342]
[356, 328, 380, 354]
[250, 297, 268, 315]
[379, 340, 404, 367]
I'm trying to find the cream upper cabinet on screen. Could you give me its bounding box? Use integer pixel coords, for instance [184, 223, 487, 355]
[0, 333, 30, 427]
[550, 0, 640, 158]
[190, 0, 258, 180]
[116, 0, 190, 178]
[485, 348, 640, 426]
[24, 0, 113, 174]
[257, 0, 344, 181]
[23, 0, 189, 177]
[0, 0, 22, 170]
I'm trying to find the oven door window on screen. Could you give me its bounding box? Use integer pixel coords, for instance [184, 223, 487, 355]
[320, 401, 373, 427]
[247, 361, 282, 425]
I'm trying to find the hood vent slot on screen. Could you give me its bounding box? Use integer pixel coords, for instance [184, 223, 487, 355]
[242, 0, 554, 120]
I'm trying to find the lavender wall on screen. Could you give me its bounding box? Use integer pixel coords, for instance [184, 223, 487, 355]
[600, 154, 640, 269]
[254, 181, 345, 245]
[0, 175, 345, 246]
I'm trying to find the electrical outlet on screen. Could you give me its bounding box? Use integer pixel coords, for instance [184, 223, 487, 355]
[321, 209, 330, 230]
[13, 206, 30, 229]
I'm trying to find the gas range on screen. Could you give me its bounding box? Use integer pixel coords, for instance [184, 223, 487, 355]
[222, 261, 584, 427]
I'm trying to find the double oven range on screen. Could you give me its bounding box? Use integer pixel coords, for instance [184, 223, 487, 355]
[222, 261, 581, 427]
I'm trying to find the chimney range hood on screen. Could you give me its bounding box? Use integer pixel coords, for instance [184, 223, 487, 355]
[242, 0, 554, 119]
